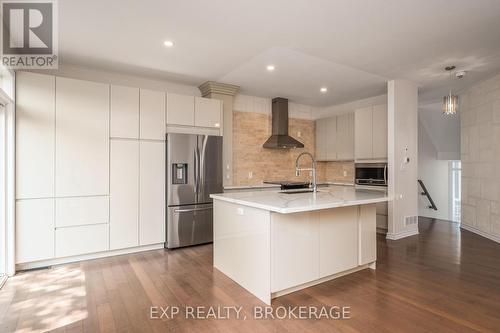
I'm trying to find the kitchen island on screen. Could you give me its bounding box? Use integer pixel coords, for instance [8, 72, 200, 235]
[210, 185, 391, 304]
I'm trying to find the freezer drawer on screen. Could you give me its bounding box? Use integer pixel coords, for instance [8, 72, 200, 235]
[167, 204, 213, 248]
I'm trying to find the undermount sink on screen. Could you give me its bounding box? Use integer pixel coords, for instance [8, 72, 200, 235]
[280, 189, 316, 194]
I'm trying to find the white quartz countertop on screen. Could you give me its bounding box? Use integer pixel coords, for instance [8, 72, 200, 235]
[210, 185, 391, 214]
[223, 183, 281, 190]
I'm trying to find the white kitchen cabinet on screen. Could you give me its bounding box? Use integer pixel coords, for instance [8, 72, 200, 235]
[16, 199, 54, 263]
[326, 117, 337, 160]
[195, 97, 222, 128]
[359, 204, 377, 265]
[16, 72, 55, 199]
[271, 212, 319, 292]
[55, 77, 109, 197]
[110, 139, 139, 250]
[166, 93, 194, 126]
[315, 113, 353, 161]
[336, 113, 354, 160]
[355, 104, 387, 161]
[315, 120, 327, 160]
[111, 85, 139, 138]
[372, 104, 388, 159]
[354, 107, 373, 160]
[55, 196, 109, 228]
[55, 224, 109, 258]
[139, 141, 165, 245]
[140, 89, 165, 140]
[319, 207, 358, 277]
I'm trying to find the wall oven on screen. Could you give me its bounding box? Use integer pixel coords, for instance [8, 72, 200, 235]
[355, 163, 387, 187]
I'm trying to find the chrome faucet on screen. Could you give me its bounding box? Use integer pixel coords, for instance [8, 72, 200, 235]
[295, 152, 317, 193]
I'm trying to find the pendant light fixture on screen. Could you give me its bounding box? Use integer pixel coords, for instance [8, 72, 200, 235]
[442, 66, 460, 115]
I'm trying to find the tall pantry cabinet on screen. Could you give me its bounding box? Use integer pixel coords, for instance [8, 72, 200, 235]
[15, 72, 166, 265]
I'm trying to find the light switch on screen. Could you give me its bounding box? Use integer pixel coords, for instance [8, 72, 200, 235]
[237, 207, 244, 215]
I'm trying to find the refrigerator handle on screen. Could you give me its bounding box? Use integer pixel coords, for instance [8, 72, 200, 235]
[194, 148, 199, 196]
[199, 136, 208, 196]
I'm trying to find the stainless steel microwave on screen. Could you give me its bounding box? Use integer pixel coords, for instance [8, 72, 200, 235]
[355, 163, 387, 187]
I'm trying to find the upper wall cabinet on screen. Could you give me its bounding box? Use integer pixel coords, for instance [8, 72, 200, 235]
[111, 85, 139, 139]
[354, 104, 387, 161]
[195, 97, 222, 128]
[315, 113, 353, 161]
[167, 93, 222, 130]
[166, 93, 194, 126]
[354, 107, 373, 160]
[336, 113, 355, 160]
[55, 77, 110, 197]
[140, 89, 166, 140]
[372, 104, 388, 159]
[16, 72, 55, 199]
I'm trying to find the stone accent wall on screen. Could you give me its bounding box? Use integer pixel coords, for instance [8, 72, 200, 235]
[232, 110, 354, 185]
[461, 73, 500, 239]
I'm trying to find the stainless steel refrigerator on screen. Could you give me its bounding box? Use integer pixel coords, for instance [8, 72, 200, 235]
[165, 133, 223, 249]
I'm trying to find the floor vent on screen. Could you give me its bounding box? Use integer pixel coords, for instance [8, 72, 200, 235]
[405, 215, 418, 227]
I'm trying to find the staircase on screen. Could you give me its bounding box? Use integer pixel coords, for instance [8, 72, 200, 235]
[418, 179, 437, 210]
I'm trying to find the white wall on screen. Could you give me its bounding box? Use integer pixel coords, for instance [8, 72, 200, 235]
[419, 102, 460, 160]
[460, 72, 500, 243]
[418, 121, 451, 221]
[29, 64, 201, 95]
[316, 94, 387, 119]
[233, 94, 321, 119]
[387, 80, 419, 239]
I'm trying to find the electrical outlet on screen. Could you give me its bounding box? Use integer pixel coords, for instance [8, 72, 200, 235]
[248, 171, 253, 179]
[297, 131, 302, 137]
[343, 170, 347, 177]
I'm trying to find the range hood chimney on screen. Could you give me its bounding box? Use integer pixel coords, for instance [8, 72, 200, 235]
[263, 97, 304, 149]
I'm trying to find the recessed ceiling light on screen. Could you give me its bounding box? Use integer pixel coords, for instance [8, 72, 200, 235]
[266, 65, 275, 71]
[320, 87, 328, 93]
[163, 40, 174, 47]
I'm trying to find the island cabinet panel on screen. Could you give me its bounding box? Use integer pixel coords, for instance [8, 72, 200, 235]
[271, 212, 320, 292]
[319, 207, 359, 277]
[214, 201, 271, 305]
[359, 204, 377, 265]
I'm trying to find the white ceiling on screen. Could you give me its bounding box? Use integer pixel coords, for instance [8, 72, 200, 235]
[59, 0, 500, 106]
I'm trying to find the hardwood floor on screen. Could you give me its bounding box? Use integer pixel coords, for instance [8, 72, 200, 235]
[1, 217, 500, 332]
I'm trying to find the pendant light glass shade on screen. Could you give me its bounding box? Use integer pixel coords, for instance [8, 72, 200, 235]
[442, 66, 460, 115]
[442, 92, 459, 115]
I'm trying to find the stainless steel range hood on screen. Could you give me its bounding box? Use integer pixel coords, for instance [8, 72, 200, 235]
[263, 97, 304, 149]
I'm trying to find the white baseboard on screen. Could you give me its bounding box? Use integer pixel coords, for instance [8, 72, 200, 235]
[460, 224, 500, 244]
[16, 243, 165, 271]
[386, 228, 419, 240]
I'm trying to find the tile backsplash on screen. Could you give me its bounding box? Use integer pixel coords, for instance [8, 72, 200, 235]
[232, 110, 354, 185]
